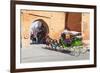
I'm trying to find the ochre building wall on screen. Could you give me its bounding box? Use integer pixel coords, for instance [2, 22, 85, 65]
[21, 10, 90, 48]
[81, 13, 90, 44]
[21, 10, 65, 48]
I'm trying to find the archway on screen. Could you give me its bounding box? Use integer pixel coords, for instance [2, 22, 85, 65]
[30, 19, 49, 44]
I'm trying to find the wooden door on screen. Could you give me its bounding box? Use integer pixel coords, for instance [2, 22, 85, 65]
[65, 12, 82, 32]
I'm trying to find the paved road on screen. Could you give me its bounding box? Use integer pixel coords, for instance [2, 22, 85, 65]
[21, 44, 89, 63]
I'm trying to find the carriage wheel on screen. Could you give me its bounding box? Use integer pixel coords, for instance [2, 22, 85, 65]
[70, 46, 81, 56]
[80, 47, 88, 54]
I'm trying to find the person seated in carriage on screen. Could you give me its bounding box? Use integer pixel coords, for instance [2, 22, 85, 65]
[59, 30, 82, 48]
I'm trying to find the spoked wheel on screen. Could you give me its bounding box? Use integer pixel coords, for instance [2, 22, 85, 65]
[80, 46, 89, 54]
[70, 46, 81, 57]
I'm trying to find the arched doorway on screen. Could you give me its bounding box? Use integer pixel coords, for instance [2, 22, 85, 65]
[30, 19, 49, 44]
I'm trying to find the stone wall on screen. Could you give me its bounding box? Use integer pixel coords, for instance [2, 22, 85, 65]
[21, 10, 90, 48]
[81, 13, 90, 44]
[21, 10, 65, 48]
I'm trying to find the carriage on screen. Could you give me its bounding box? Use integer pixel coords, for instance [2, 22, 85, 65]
[30, 20, 88, 56]
[47, 30, 88, 56]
